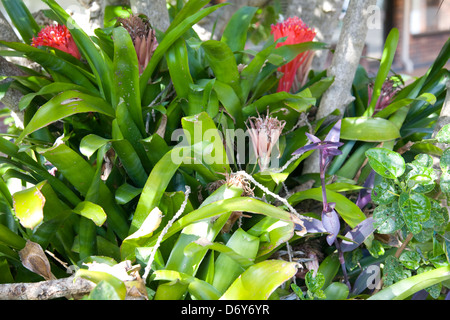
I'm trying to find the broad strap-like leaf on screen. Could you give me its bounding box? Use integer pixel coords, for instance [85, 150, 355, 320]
[18, 90, 115, 142]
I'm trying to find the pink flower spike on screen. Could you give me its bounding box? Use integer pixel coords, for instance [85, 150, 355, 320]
[31, 24, 81, 59]
[271, 17, 316, 93]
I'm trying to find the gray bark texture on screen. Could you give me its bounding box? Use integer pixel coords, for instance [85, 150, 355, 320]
[0, 56, 26, 127]
[0, 275, 95, 300]
[0, 10, 20, 43]
[76, 0, 113, 30]
[130, 0, 170, 32]
[315, 0, 376, 120]
[302, 0, 376, 174]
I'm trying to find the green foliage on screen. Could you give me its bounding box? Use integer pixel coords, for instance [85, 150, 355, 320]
[364, 124, 450, 298]
[0, 0, 448, 301]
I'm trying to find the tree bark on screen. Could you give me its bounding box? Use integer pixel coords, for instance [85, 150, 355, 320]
[0, 10, 20, 43]
[129, 0, 170, 32]
[76, 0, 105, 31]
[0, 275, 95, 300]
[316, 0, 376, 120]
[302, 0, 376, 174]
[0, 56, 26, 127]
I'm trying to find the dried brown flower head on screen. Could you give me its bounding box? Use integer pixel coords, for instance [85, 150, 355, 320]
[116, 15, 158, 75]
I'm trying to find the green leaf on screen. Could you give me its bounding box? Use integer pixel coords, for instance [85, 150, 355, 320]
[213, 80, 243, 127]
[0, 224, 26, 250]
[242, 90, 315, 116]
[72, 201, 107, 227]
[269, 41, 327, 70]
[74, 269, 126, 300]
[112, 26, 144, 134]
[18, 91, 115, 142]
[121, 207, 162, 261]
[147, 197, 296, 252]
[211, 228, 259, 294]
[220, 260, 297, 300]
[1, 0, 40, 44]
[166, 37, 194, 99]
[305, 271, 325, 293]
[19, 82, 99, 112]
[40, 144, 129, 239]
[166, 0, 213, 34]
[399, 251, 421, 270]
[221, 6, 258, 62]
[318, 254, 340, 289]
[341, 117, 401, 142]
[436, 124, 450, 144]
[382, 255, 411, 287]
[130, 143, 210, 233]
[114, 183, 142, 205]
[0, 41, 99, 94]
[114, 102, 149, 173]
[152, 270, 221, 300]
[139, 2, 227, 94]
[365, 148, 405, 179]
[12, 181, 46, 230]
[372, 202, 404, 234]
[375, 93, 437, 119]
[154, 184, 242, 300]
[86, 280, 123, 300]
[111, 139, 148, 188]
[324, 282, 349, 300]
[288, 187, 366, 228]
[364, 28, 399, 117]
[239, 42, 277, 101]
[247, 216, 294, 259]
[181, 112, 229, 174]
[371, 178, 398, 205]
[440, 148, 450, 174]
[42, 0, 114, 102]
[398, 192, 431, 234]
[201, 40, 241, 99]
[79, 134, 112, 159]
[369, 265, 450, 300]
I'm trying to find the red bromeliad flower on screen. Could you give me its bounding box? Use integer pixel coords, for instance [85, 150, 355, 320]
[31, 24, 81, 60]
[271, 17, 316, 93]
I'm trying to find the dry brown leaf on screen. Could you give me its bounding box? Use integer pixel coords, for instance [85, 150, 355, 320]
[19, 240, 56, 281]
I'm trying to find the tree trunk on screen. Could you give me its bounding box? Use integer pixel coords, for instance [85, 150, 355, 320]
[129, 0, 170, 32]
[316, 0, 376, 120]
[0, 56, 26, 128]
[76, 0, 105, 31]
[0, 10, 20, 43]
[302, 0, 376, 174]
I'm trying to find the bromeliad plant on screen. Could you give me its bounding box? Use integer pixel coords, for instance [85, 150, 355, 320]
[0, 0, 332, 300]
[0, 0, 449, 301]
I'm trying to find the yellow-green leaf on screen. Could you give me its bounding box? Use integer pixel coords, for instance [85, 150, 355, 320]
[13, 181, 46, 229]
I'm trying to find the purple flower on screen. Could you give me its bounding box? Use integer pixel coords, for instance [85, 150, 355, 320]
[292, 120, 344, 166]
[293, 120, 343, 244]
